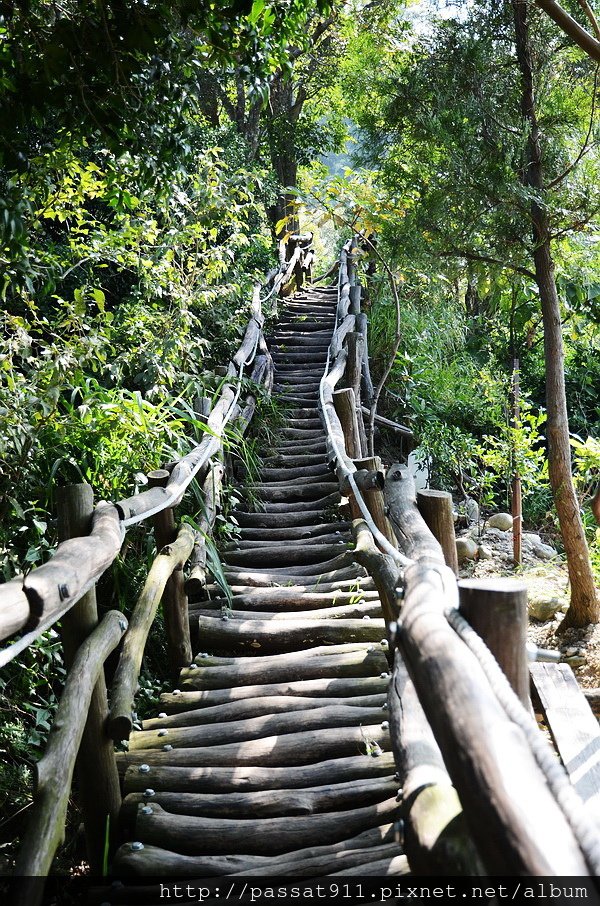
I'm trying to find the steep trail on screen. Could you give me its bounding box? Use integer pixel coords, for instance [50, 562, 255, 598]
[113, 285, 406, 877]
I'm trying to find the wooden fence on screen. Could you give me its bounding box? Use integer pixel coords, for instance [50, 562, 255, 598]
[318, 237, 600, 876]
[1, 235, 312, 889]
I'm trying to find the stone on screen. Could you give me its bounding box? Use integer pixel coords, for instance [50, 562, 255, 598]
[456, 537, 479, 563]
[528, 595, 563, 622]
[477, 544, 494, 560]
[531, 541, 557, 561]
[487, 512, 513, 531]
[522, 532, 541, 548]
[565, 646, 578, 658]
[564, 655, 586, 668]
[464, 497, 480, 526]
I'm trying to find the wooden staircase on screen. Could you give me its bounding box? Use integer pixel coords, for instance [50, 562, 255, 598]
[113, 285, 407, 877]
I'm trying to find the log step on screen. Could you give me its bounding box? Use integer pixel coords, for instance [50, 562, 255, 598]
[192, 589, 379, 612]
[113, 827, 398, 878]
[121, 776, 397, 823]
[191, 614, 387, 654]
[142, 693, 387, 729]
[222, 542, 347, 568]
[117, 723, 392, 770]
[128, 704, 387, 751]
[159, 676, 389, 714]
[180, 644, 388, 689]
[232, 509, 333, 527]
[236, 519, 345, 537]
[122, 798, 399, 856]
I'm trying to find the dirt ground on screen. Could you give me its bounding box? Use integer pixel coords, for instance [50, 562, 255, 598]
[458, 523, 600, 690]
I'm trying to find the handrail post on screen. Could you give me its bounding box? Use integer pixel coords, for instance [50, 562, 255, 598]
[55, 483, 121, 871]
[148, 470, 192, 675]
[458, 578, 530, 709]
[333, 388, 361, 459]
[353, 455, 397, 548]
[343, 331, 367, 456]
[416, 489, 459, 576]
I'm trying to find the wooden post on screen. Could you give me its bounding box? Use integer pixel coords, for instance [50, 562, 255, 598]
[148, 469, 192, 675]
[343, 332, 367, 457]
[354, 456, 397, 549]
[55, 484, 121, 871]
[458, 578, 530, 708]
[349, 284, 361, 316]
[417, 489, 459, 576]
[511, 358, 523, 566]
[333, 388, 361, 460]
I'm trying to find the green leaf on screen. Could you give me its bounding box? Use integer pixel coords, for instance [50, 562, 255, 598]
[92, 288, 105, 311]
[248, 0, 265, 25]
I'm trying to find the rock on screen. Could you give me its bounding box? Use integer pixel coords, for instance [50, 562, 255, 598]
[565, 646, 578, 658]
[487, 512, 513, 531]
[477, 544, 494, 560]
[522, 532, 541, 548]
[564, 655, 586, 668]
[464, 497, 480, 526]
[456, 537, 479, 563]
[528, 595, 563, 622]
[531, 541, 557, 561]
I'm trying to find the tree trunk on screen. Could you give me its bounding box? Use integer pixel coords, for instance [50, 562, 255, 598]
[266, 77, 300, 238]
[512, 0, 598, 627]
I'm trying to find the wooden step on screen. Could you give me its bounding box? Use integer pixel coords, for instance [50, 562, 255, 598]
[121, 776, 397, 823]
[117, 723, 392, 770]
[124, 752, 395, 793]
[191, 614, 386, 654]
[143, 693, 387, 729]
[113, 824, 398, 877]
[125, 798, 399, 856]
[129, 704, 387, 751]
[179, 643, 388, 689]
[159, 677, 389, 714]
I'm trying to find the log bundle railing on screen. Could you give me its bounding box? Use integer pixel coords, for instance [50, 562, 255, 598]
[1, 242, 311, 892]
[319, 239, 600, 876]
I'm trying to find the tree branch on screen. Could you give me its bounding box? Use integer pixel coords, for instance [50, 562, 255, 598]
[440, 249, 536, 280]
[534, 0, 600, 61]
[576, 0, 600, 42]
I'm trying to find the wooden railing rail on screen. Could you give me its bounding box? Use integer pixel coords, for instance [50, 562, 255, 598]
[3, 241, 312, 890]
[319, 238, 596, 876]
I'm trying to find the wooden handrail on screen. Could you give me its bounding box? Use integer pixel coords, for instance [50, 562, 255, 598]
[318, 238, 594, 875]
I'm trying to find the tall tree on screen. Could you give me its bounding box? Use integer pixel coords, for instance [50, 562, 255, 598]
[511, 0, 598, 627]
[345, 0, 600, 626]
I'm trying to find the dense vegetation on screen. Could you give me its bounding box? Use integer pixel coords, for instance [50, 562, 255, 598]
[1, 0, 600, 870]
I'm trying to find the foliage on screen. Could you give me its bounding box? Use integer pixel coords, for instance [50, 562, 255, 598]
[571, 435, 600, 581]
[0, 629, 66, 860]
